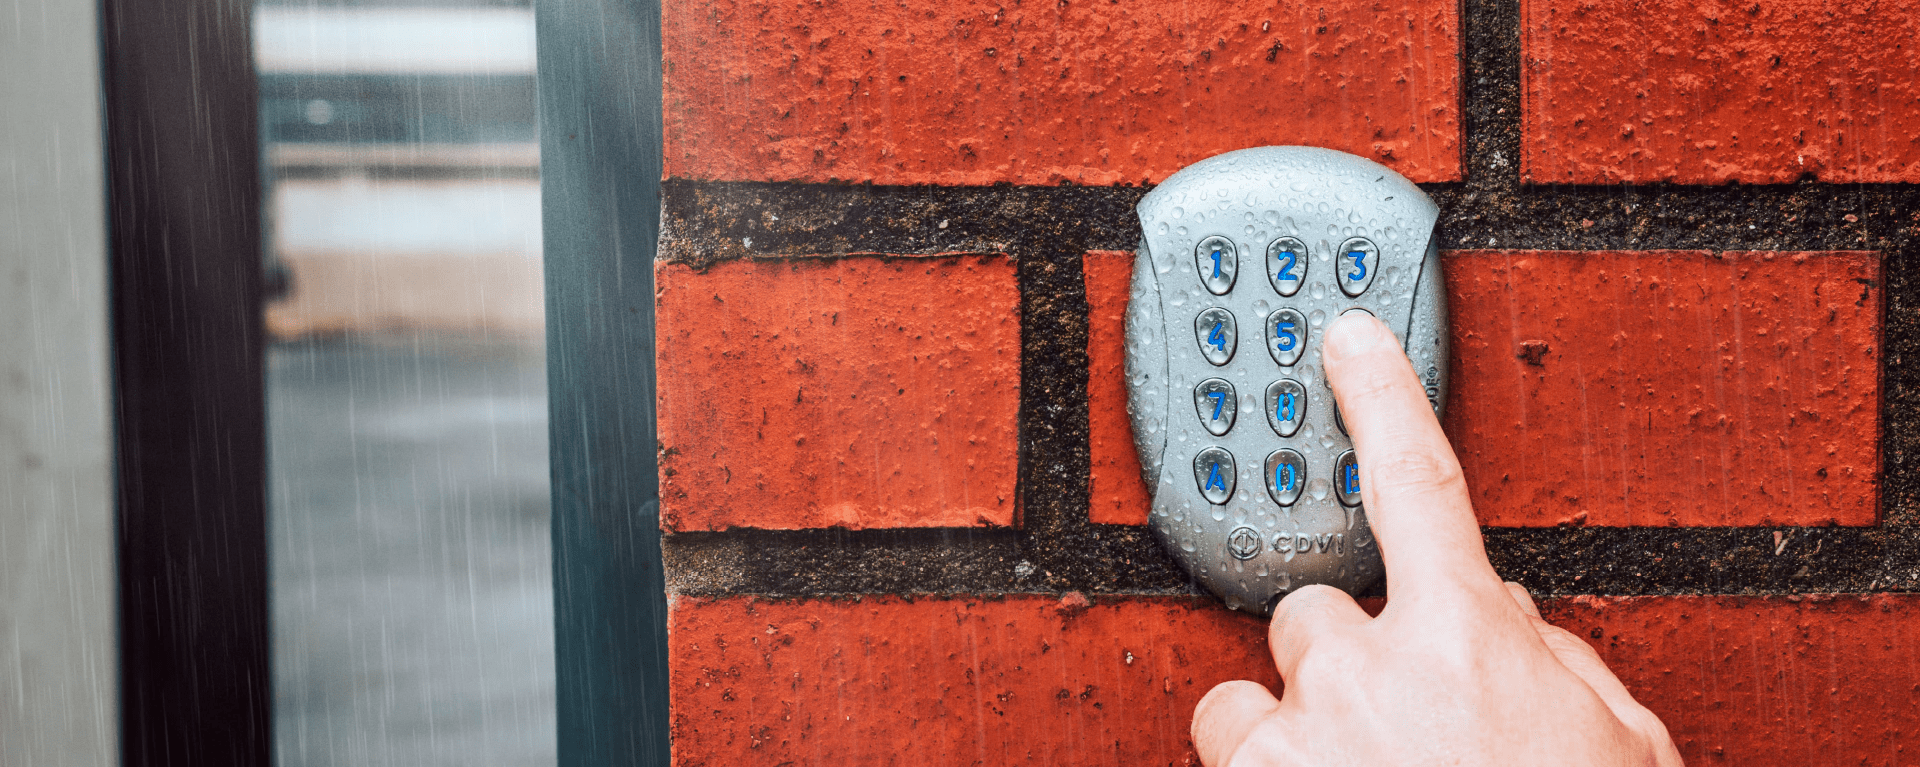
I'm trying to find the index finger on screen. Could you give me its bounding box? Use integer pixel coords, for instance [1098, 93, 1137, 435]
[1320, 311, 1504, 604]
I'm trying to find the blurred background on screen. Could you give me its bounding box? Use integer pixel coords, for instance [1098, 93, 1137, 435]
[254, 1, 554, 764]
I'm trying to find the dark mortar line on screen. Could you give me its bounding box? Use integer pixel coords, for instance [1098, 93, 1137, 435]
[657, 0, 1920, 598]
[666, 526, 1920, 598]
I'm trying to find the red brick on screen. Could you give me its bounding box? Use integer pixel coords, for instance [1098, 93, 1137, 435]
[672, 593, 1920, 765]
[656, 255, 1019, 531]
[1445, 251, 1880, 527]
[1522, 0, 1920, 183]
[663, 0, 1461, 186]
[669, 594, 1276, 766]
[1545, 594, 1920, 765]
[1085, 251, 1151, 525]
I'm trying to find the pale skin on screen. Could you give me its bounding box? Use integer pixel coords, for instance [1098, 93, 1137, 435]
[1191, 312, 1685, 767]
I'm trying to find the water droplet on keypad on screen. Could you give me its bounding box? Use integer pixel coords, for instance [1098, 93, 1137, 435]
[1176, 226, 1189, 237]
[1309, 309, 1326, 327]
[1172, 207, 1185, 219]
[1307, 478, 1330, 501]
[1211, 507, 1227, 521]
[1157, 222, 1169, 235]
[1310, 282, 1326, 300]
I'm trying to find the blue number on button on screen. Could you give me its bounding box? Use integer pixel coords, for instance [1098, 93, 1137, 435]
[1275, 462, 1296, 492]
[1275, 250, 1298, 282]
[1210, 248, 1223, 279]
[1346, 250, 1367, 282]
[1207, 390, 1228, 421]
[1207, 320, 1227, 351]
[1274, 319, 1297, 352]
[1342, 462, 1360, 495]
[1205, 461, 1228, 493]
[1276, 391, 1295, 422]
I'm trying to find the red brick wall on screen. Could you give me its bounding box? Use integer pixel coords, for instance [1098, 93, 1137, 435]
[656, 0, 1920, 762]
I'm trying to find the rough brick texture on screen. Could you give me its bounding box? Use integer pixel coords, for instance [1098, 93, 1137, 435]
[1447, 250, 1880, 527]
[1085, 250, 1881, 527]
[1085, 251, 1151, 525]
[672, 594, 1920, 765]
[669, 595, 1276, 766]
[656, 255, 1020, 531]
[1522, 0, 1920, 183]
[663, 0, 1461, 186]
[1545, 594, 1920, 763]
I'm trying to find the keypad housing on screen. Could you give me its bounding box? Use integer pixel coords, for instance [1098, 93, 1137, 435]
[1124, 146, 1448, 615]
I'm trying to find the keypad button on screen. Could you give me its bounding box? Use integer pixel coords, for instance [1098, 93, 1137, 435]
[1265, 308, 1307, 367]
[1265, 236, 1308, 297]
[1264, 379, 1306, 437]
[1195, 236, 1238, 295]
[1193, 378, 1238, 436]
[1334, 450, 1361, 507]
[1194, 308, 1237, 366]
[1264, 449, 1306, 507]
[1335, 237, 1379, 297]
[1193, 446, 1237, 505]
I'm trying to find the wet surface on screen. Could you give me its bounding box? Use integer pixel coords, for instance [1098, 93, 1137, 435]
[269, 336, 554, 767]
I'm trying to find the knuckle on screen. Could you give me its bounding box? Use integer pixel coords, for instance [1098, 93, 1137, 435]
[1367, 447, 1465, 498]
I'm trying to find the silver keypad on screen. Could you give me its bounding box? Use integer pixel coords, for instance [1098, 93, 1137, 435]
[1126, 146, 1448, 615]
[1264, 448, 1306, 507]
[1194, 378, 1238, 436]
[1266, 308, 1307, 367]
[1194, 307, 1237, 366]
[1193, 446, 1236, 505]
[1195, 236, 1238, 295]
[1265, 379, 1306, 437]
[1335, 237, 1379, 297]
[1334, 450, 1361, 507]
[1266, 237, 1308, 297]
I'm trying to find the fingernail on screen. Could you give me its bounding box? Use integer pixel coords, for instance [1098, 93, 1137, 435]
[1324, 311, 1393, 361]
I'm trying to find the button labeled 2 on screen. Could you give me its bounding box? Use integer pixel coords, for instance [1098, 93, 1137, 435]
[1193, 378, 1238, 436]
[1266, 237, 1308, 297]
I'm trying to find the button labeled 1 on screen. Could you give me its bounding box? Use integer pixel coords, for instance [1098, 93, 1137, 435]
[1193, 378, 1237, 436]
[1195, 236, 1237, 295]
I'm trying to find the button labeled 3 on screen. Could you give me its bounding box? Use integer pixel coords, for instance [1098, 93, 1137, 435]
[1336, 237, 1379, 297]
[1195, 236, 1237, 295]
[1264, 379, 1306, 437]
[1194, 308, 1237, 366]
[1193, 378, 1238, 436]
[1193, 446, 1236, 505]
[1266, 308, 1307, 367]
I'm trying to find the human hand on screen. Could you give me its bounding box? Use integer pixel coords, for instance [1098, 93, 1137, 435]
[1190, 312, 1683, 767]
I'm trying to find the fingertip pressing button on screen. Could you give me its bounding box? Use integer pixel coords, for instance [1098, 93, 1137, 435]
[1193, 378, 1238, 437]
[1194, 446, 1237, 505]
